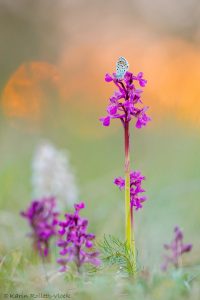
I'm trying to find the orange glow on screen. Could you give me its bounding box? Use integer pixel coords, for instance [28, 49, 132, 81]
[2, 37, 200, 127]
[2, 62, 60, 121]
[143, 38, 200, 125]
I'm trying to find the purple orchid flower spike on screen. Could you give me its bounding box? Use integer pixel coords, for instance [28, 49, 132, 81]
[161, 226, 192, 271]
[100, 69, 151, 128]
[57, 201, 100, 273]
[21, 197, 59, 257]
[114, 170, 147, 212]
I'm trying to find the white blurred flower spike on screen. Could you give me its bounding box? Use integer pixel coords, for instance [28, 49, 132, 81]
[32, 141, 78, 209]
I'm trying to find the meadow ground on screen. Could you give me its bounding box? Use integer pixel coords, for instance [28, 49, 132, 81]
[0, 115, 200, 300]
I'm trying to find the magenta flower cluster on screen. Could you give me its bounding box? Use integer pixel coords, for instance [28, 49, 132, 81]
[21, 197, 59, 257]
[114, 170, 147, 210]
[100, 71, 151, 128]
[161, 226, 192, 271]
[57, 202, 100, 272]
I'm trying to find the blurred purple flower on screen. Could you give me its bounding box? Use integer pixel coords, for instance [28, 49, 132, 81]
[99, 116, 110, 126]
[114, 170, 147, 210]
[133, 72, 147, 87]
[105, 73, 113, 82]
[57, 202, 100, 272]
[100, 69, 151, 128]
[114, 177, 125, 190]
[135, 107, 151, 129]
[161, 226, 192, 271]
[21, 197, 59, 257]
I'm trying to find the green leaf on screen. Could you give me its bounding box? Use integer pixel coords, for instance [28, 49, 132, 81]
[98, 235, 136, 276]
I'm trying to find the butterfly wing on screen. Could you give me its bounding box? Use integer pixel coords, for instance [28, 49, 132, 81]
[116, 57, 129, 79]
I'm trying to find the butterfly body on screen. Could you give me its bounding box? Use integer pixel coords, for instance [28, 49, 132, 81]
[116, 57, 129, 79]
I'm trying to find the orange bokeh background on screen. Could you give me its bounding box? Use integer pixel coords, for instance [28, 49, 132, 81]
[2, 36, 200, 127]
[1, 0, 200, 132]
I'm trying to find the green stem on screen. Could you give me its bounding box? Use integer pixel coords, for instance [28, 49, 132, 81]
[124, 121, 137, 275]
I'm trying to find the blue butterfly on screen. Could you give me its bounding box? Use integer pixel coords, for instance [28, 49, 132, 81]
[116, 57, 129, 79]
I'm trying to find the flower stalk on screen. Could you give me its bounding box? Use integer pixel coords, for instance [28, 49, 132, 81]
[124, 121, 136, 274]
[124, 121, 131, 245]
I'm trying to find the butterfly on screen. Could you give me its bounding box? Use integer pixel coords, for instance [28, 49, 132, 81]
[116, 56, 129, 79]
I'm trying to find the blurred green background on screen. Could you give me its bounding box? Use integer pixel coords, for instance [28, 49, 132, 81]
[0, 0, 200, 283]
